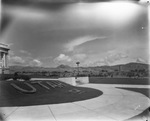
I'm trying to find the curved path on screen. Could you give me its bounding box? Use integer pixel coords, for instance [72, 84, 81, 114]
[1, 84, 150, 121]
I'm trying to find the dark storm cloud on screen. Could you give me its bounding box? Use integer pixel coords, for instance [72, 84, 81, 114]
[2, 0, 105, 5]
[2, 0, 68, 12]
[1, 14, 12, 34]
[2, 0, 140, 6]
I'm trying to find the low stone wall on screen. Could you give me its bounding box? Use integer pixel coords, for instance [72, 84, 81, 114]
[59, 77, 89, 86]
[76, 77, 89, 84]
[30, 77, 89, 86]
[59, 77, 76, 86]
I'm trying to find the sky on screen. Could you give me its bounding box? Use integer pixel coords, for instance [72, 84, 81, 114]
[1, 1, 149, 67]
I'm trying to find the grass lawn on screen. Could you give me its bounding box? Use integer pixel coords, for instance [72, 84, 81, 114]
[89, 77, 149, 85]
[0, 80, 102, 107]
[117, 87, 150, 98]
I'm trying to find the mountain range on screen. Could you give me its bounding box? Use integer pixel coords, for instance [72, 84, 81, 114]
[9, 62, 149, 74]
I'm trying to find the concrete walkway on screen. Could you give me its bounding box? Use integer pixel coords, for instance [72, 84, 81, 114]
[0, 84, 150, 121]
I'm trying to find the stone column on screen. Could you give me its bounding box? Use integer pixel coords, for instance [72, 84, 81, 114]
[0, 52, 2, 68]
[1, 52, 4, 67]
[0, 43, 10, 74]
[0, 53, 1, 60]
[5, 53, 8, 67]
[3, 53, 6, 67]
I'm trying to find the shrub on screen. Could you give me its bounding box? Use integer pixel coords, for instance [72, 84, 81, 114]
[0, 74, 31, 81]
[17, 75, 31, 80]
[0, 74, 14, 81]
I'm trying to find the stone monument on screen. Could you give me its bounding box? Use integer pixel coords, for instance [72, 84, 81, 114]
[0, 43, 10, 74]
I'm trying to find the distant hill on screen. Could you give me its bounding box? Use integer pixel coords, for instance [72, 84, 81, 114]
[104, 62, 149, 71]
[56, 64, 71, 69]
[119, 63, 149, 71]
[9, 66, 55, 73]
[9, 62, 149, 74]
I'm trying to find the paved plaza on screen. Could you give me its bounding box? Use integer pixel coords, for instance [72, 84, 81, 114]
[0, 84, 150, 121]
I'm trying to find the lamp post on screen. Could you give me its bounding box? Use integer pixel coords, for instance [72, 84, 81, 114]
[76, 62, 80, 79]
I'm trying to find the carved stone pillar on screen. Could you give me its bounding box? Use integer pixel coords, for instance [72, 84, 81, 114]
[0, 52, 2, 68]
[0, 43, 10, 74]
[5, 54, 8, 67]
[3, 53, 6, 67]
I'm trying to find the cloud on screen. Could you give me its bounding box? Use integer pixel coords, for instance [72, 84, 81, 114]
[8, 51, 42, 66]
[80, 50, 130, 66]
[54, 54, 72, 63]
[3, 5, 48, 20]
[136, 58, 146, 63]
[8, 50, 26, 66]
[64, 36, 106, 52]
[8, 56, 25, 65]
[8, 50, 45, 67]
[82, 56, 134, 67]
[54, 53, 88, 66]
[72, 53, 87, 62]
[29, 59, 42, 67]
[83, 59, 107, 67]
[7, 43, 14, 47]
[106, 53, 128, 64]
[87, 56, 145, 67]
[9, 50, 15, 56]
[54, 49, 146, 67]
[102, 49, 128, 65]
[20, 50, 31, 56]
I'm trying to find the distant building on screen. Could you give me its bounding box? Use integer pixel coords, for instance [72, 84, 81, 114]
[0, 43, 10, 74]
